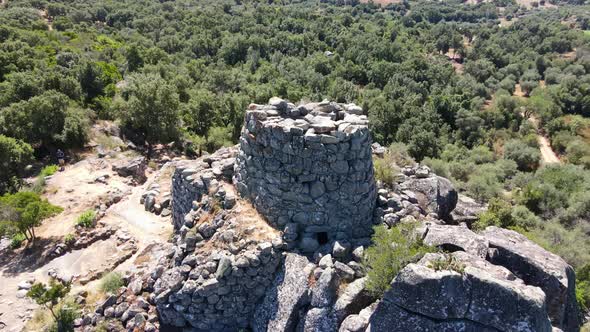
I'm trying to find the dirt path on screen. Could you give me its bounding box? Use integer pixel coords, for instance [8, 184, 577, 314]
[527, 114, 562, 165]
[0, 154, 173, 331]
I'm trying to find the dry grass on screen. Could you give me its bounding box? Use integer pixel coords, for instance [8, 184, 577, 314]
[194, 182, 281, 254]
[308, 272, 317, 288]
[337, 280, 350, 296]
[85, 290, 106, 310]
[24, 307, 53, 332]
[94, 133, 124, 150]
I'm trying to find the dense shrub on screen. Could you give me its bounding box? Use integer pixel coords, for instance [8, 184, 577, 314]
[75, 210, 95, 228]
[374, 158, 396, 187]
[364, 223, 433, 296]
[0, 135, 34, 194]
[503, 139, 541, 171]
[0, 192, 63, 244]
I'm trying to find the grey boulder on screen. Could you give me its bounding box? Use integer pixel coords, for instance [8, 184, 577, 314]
[375, 252, 552, 332]
[481, 226, 581, 332]
[422, 224, 489, 258]
[401, 175, 458, 221]
[253, 253, 312, 332]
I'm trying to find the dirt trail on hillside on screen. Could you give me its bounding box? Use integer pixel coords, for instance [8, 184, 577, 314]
[0, 155, 173, 331]
[527, 114, 562, 165]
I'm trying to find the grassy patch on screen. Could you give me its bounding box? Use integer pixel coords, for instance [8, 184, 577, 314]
[427, 254, 465, 274]
[64, 233, 75, 245]
[99, 272, 124, 293]
[40, 165, 59, 177]
[75, 210, 96, 228]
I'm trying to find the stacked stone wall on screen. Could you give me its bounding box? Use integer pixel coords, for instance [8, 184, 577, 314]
[159, 147, 283, 330]
[233, 98, 377, 251]
[171, 147, 236, 229]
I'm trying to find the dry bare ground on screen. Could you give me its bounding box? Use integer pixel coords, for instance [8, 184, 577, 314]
[513, 83, 562, 165]
[0, 146, 173, 331]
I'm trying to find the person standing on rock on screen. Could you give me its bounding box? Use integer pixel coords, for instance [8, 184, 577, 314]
[56, 149, 65, 171]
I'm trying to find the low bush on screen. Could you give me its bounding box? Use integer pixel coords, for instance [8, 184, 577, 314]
[40, 165, 59, 178]
[99, 272, 124, 293]
[373, 158, 396, 187]
[10, 233, 26, 249]
[64, 233, 75, 246]
[364, 223, 433, 296]
[427, 254, 465, 274]
[50, 305, 79, 332]
[577, 264, 590, 312]
[75, 210, 96, 228]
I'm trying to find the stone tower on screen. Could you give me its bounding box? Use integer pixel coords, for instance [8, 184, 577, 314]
[233, 98, 377, 252]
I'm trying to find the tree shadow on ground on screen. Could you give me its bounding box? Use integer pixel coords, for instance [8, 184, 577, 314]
[0, 236, 62, 277]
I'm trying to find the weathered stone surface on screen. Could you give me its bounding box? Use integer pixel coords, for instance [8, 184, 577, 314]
[333, 277, 374, 324]
[451, 194, 486, 225]
[423, 224, 488, 258]
[311, 267, 339, 308]
[380, 252, 552, 332]
[253, 254, 311, 332]
[112, 157, 147, 183]
[339, 302, 377, 332]
[367, 300, 499, 332]
[302, 307, 337, 332]
[481, 226, 581, 332]
[401, 175, 457, 220]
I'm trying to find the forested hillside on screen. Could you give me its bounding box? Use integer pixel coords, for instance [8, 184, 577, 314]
[1, 0, 590, 318]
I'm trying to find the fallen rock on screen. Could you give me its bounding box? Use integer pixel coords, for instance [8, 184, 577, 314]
[339, 302, 377, 332]
[451, 194, 486, 225]
[311, 267, 339, 308]
[333, 277, 374, 324]
[112, 157, 147, 183]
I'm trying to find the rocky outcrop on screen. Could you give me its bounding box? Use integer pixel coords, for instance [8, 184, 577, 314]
[422, 224, 488, 258]
[253, 253, 313, 332]
[112, 157, 147, 184]
[400, 171, 458, 221]
[138, 98, 582, 332]
[233, 99, 377, 250]
[481, 226, 581, 332]
[451, 194, 486, 225]
[369, 252, 552, 332]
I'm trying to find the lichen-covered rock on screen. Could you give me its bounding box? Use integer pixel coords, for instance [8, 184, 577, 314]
[333, 277, 374, 324]
[253, 253, 312, 332]
[301, 307, 337, 332]
[374, 252, 552, 332]
[481, 226, 581, 332]
[400, 174, 458, 221]
[422, 224, 488, 258]
[311, 267, 339, 308]
[367, 300, 499, 332]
